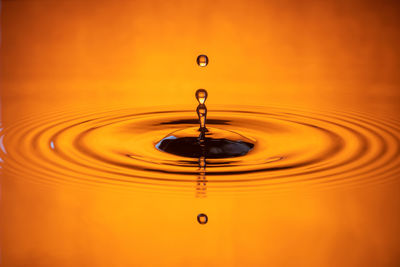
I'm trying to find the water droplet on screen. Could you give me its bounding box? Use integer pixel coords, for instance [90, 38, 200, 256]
[196, 54, 208, 67]
[196, 104, 207, 131]
[197, 213, 208, 224]
[195, 89, 208, 105]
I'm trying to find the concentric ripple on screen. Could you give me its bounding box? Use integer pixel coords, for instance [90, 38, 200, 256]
[2, 106, 400, 192]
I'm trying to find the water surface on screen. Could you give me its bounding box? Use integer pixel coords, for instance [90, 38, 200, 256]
[1, 0, 400, 266]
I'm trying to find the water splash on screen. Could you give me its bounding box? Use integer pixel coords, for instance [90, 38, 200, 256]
[2, 106, 400, 193]
[196, 89, 208, 141]
[156, 90, 255, 158]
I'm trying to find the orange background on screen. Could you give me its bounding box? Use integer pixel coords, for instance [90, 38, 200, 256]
[1, 0, 400, 266]
[2, 0, 400, 117]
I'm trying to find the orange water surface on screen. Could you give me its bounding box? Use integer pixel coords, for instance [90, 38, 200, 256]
[1, 0, 400, 266]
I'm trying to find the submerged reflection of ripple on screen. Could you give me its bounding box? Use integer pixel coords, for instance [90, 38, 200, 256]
[2, 106, 400, 192]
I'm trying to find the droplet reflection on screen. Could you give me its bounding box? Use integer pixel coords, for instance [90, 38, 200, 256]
[197, 213, 208, 224]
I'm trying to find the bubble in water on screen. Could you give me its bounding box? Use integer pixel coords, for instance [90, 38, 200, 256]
[197, 213, 208, 224]
[196, 55, 208, 67]
[195, 89, 208, 105]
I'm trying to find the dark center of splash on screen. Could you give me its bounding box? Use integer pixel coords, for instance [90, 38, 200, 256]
[155, 127, 255, 159]
[155, 86, 256, 159]
[156, 136, 254, 159]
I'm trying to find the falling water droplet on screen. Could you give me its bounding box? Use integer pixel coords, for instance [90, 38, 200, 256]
[196, 89, 208, 135]
[195, 89, 208, 105]
[197, 104, 207, 131]
[196, 55, 209, 67]
[197, 213, 208, 224]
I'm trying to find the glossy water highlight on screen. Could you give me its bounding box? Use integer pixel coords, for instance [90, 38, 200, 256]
[2, 106, 399, 193]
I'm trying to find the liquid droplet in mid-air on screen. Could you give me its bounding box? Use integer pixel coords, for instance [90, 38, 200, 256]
[155, 55, 254, 159]
[196, 89, 208, 136]
[196, 54, 208, 67]
[195, 89, 208, 105]
[197, 213, 208, 224]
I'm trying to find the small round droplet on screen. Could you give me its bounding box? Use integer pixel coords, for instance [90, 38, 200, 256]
[196, 55, 208, 67]
[195, 89, 208, 105]
[197, 213, 208, 224]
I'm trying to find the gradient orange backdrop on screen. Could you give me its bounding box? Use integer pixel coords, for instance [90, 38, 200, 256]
[1, 0, 400, 266]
